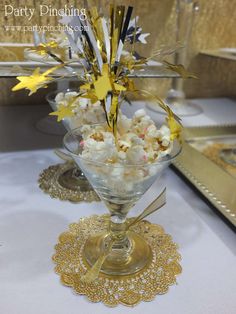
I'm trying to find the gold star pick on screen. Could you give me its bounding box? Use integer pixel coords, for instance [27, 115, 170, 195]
[49, 104, 75, 121]
[166, 107, 182, 141]
[49, 96, 78, 121]
[93, 64, 113, 100]
[81, 64, 126, 103]
[12, 66, 61, 95]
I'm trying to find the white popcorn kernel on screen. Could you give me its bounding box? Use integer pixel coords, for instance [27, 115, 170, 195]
[55, 92, 64, 103]
[155, 130, 162, 138]
[134, 109, 146, 118]
[80, 125, 94, 138]
[160, 125, 171, 137]
[130, 134, 144, 146]
[146, 124, 159, 138]
[152, 141, 160, 151]
[83, 138, 97, 149]
[119, 140, 131, 152]
[117, 151, 126, 160]
[161, 136, 170, 147]
[126, 146, 147, 164]
[118, 114, 132, 135]
[141, 115, 152, 123]
[65, 91, 78, 100]
[120, 132, 135, 142]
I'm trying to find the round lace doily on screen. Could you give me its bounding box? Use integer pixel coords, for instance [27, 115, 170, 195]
[53, 215, 182, 307]
[38, 162, 100, 203]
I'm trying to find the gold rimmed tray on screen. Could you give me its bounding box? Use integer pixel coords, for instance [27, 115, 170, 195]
[173, 125, 236, 227]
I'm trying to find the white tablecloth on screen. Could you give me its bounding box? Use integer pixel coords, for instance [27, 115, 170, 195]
[0, 99, 235, 314]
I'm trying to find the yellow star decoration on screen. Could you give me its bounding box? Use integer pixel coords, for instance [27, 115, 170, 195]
[166, 107, 182, 141]
[12, 66, 61, 96]
[80, 90, 99, 104]
[93, 64, 113, 100]
[50, 105, 74, 121]
[81, 64, 126, 101]
[49, 97, 77, 121]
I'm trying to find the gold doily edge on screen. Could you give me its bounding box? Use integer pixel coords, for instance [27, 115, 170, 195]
[38, 162, 100, 203]
[52, 215, 182, 307]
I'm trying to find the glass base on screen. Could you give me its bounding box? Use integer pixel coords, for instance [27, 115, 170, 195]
[147, 99, 203, 117]
[83, 231, 152, 276]
[58, 165, 94, 192]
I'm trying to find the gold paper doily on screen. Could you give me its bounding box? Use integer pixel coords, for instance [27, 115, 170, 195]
[38, 162, 100, 203]
[53, 215, 182, 307]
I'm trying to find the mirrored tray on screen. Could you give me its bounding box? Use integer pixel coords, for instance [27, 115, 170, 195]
[173, 125, 236, 227]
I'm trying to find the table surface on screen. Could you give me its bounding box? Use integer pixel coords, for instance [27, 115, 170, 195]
[0, 98, 236, 314]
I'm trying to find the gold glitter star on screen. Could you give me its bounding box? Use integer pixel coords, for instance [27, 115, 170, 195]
[12, 66, 61, 95]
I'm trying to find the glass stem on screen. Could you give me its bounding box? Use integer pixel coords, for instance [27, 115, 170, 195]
[72, 166, 87, 180]
[110, 215, 127, 242]
[167, 0, 198, 102]
[107, 214, 132, 264]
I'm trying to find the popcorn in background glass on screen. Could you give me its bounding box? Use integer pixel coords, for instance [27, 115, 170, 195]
[54, 91, 105, 129]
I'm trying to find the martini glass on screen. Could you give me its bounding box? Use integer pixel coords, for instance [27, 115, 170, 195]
[165, 0, 201, 117]
[63, 127, 181, 276]
[147, 0, 201, 117]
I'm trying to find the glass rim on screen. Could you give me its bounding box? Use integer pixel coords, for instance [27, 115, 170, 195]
[63, 126, 182, 168]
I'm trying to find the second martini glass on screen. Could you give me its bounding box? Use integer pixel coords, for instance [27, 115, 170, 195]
[46, 89, 105, 196]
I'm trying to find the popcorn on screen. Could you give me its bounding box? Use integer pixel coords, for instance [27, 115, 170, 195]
[64, 91, 78, 100]
[130, 135, 144, 146]
[118, 113, 132, 135]
[118, 140, 131, 152]
[54, 91, 105, 128]
[82, 137, 117, 162]
[117, 151, 127, 160]
[161, 136, 170, 147]
[146, 125, 159, 139]
[160, 125, 171, 136]
[78, 109, 174, 191]
[132, 111, 154, 135]
[133, 109, 146, 119]
[55, 92, 64, 103]
[80, 109, 172, 165]
[126, 146, 147, 164]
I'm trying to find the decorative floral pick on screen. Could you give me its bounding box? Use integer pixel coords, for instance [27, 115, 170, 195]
[11, 4, 196, 139]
